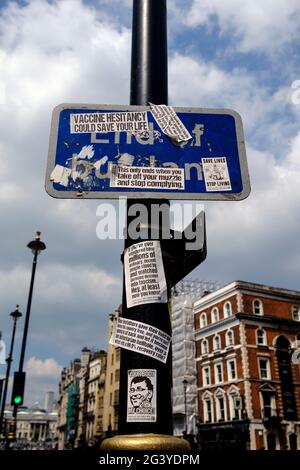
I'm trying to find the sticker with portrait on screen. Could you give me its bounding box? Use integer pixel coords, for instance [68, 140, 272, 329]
[127, 369, 157, 422]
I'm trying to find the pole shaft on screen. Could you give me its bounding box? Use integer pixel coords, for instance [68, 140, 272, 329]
[130, 0, 168, 105]
[13, 250, 38, 420]
[118, 0, 172, 435]
[18, 251, 38, 373]
[0, 319, 18, 434]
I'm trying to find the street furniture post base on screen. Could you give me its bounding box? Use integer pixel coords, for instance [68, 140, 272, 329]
[100, 433, 191, 451]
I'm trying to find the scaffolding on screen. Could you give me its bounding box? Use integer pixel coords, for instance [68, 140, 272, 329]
[171, 280, 223, 437]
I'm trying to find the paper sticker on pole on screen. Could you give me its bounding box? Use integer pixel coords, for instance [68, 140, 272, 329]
[127, 369, 157, 423]
[124, 240, 167, 308]
[45, 103, 250, 201]
[110, 317, 171, 363]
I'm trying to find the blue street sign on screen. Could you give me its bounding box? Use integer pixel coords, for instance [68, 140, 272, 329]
[45, 104, 250, 200]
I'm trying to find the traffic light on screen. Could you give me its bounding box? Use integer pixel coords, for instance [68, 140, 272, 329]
[11, 371, 26, 406]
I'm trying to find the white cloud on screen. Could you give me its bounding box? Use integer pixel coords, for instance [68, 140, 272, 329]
[185, 0, 300, 53]
[0, 0, 131, 131]
[169, 53, 298, 152]
[26, 356, 62, 379]
[36, 263, 120, 305]
[24, 357, 62, 406]
[202, 132, 300, 287]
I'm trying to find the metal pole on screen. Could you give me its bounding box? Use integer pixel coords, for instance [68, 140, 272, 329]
[12, 250, 37, 431]
[102, 0, 189, 451]
[118, 0, 172, 437]
[0, 379, 3, 412]
[100, 0, 190, 451]
[183, 380, 188, 437]
[0, 316, 19, 435]
[130, 0, 168, 105]
[18, 249, 38, 375]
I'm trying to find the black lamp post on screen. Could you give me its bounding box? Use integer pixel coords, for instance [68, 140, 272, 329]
[183, 379, 188, 438]
[11, 232, 46, 437]
[0, 306, 22, 437]
[17, 231, 46, 375]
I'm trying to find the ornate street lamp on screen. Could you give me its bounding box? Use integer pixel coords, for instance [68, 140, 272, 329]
[10, 232, 46, 443]
[0, 306, 22, 436]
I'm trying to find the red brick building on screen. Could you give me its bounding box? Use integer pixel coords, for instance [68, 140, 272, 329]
[194, 281, 300, 450]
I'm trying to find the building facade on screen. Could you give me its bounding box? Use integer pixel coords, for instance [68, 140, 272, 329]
[57, 348, 107, 449]
[57, 358, 81, 449]
[103, 308, 121, 436]
[172, 291, 198, 440]
[194, 281, 300, 450]
[3, 402, 57, 449]
[85, 350, 107, 443]
[76, 347, 91, 445]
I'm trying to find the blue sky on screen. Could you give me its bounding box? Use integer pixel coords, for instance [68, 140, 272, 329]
[1, 0, 300, 405]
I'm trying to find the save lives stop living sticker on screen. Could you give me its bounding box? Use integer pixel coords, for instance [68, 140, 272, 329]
[202, 157, 232, 191]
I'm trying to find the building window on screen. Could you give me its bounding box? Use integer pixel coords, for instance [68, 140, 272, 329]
[211, 307, 219, 323]
[215, 363, 223, 383]
[115, 348, 120, 361]
[289, 433, 298, 450]
[256, 329, 266, 346]
[213, 335, 221, 351]
[229, 395, 242, 420]
[109, 392, 112, 406]
[261, 392, 275, 419]
[202, 339, 209, 355]
[292, 306, 300, 321]
[202, 366, 211, 386]
[111, 353, 114, 366]
[227, 359, 237, 381]
[217, 396, 226, 421]
[226, 330, 234, 347]
[259, 357, 271, 380]
[266, 433, 276, 450]
[253, 299, 263, 315]
[223, 302, 232, 318]
[204, 399, 213, 423]
[115, 369, 120, 382]
[200, 313, 207, 328]
[110, 372, 113, 385]
[114, 389, 119, 404]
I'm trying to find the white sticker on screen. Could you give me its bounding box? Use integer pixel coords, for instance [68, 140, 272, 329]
[50, 164, 72, 187]
[70, 111, 149, 134]
[110, 317, 171, 364]
[110, 165, 185, 190]
[124, 241, 167, 308]
[202, 157, 232, 191]
[149, 103, 192, 143]
[127, 369, 157, 422]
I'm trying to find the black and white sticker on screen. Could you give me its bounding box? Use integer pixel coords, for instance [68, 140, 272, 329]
[149, 103, 192, 143]
[127, 369, 157, 422]
[202, 157, 232, 191]
[110, 165, 185, 190]
[124, 241, 167, 308]
[110, 317, 171, 364]
[70, 111, 149, 134]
